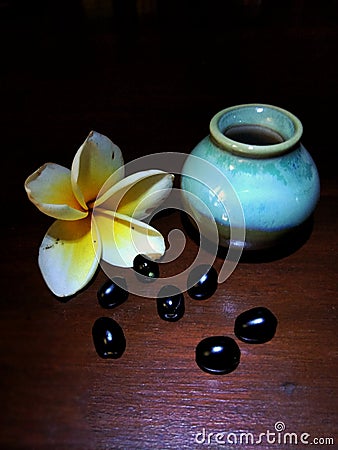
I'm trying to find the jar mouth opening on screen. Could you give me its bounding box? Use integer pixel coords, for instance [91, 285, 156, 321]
[210, 104, 303, 158]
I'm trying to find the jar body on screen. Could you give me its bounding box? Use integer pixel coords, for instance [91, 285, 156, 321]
[181, 104, 320, 251]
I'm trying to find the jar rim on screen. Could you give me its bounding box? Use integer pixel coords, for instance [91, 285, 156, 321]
[209, 103, 303, 158]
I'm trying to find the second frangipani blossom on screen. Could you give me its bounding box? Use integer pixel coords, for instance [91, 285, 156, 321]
[24, 131, 174, 297]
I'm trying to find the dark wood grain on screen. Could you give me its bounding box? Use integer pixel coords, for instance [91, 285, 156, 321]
[1, 2, 337, 449]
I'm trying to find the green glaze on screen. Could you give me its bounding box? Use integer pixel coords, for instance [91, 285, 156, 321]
[181, 104, 320, 250]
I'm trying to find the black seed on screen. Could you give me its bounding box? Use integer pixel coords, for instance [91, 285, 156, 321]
[97, 277, 129, 309]
[234, 306, 278, 344]
[157, 285, 185, 322]
[133, 254, 159, 282]
[187, 265, 218, 300]
[195, 336, 240, 375]
[92, 317, 126, 359]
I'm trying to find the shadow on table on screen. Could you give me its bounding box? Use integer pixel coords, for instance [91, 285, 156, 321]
[181, 212, 314, 264]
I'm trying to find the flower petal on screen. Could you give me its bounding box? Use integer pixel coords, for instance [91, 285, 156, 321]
[71, 131, 124, 209]
[94, 170, 174, 220]
[93, 209, 165, 267]
[38, 217, 101, 297]
[25, 163, 88, 220]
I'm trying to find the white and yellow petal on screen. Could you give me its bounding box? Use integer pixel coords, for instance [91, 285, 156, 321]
[25, 163, 88, 220]
[93, 210, 165, 267]
[94, 170, 174, 220]
[38, 217, 101, 297]
[71, 131, 124, 209]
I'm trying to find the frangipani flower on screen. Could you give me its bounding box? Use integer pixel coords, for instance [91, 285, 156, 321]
[24, 131, 174, 297]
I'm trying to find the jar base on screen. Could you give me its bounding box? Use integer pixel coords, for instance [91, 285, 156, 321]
[181, 212, 314, 263]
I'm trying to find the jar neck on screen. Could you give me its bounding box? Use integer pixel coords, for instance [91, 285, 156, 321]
[210, 104, 303, 158]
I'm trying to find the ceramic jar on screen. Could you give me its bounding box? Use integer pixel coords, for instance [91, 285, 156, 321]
[180, 104, 320, 251]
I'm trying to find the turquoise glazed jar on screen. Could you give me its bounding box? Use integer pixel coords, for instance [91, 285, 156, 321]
[181, 104, 320, 251]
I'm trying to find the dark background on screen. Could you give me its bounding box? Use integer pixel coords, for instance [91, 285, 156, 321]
[1, 0, 338, 174]
[1, 1, 337, 449]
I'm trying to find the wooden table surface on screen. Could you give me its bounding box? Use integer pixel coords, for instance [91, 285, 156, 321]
[1, 3, 337, 449]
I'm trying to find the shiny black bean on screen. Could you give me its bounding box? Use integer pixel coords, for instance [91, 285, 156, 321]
[157, 285, 185, 322]
[195, 335, 240, 374]
[97, 277, 129, 309]
[234, 306, 278, 344]
[133, 254, 159, 282]
[92, 317, 126, 359]
[187, 265, 218, 300]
